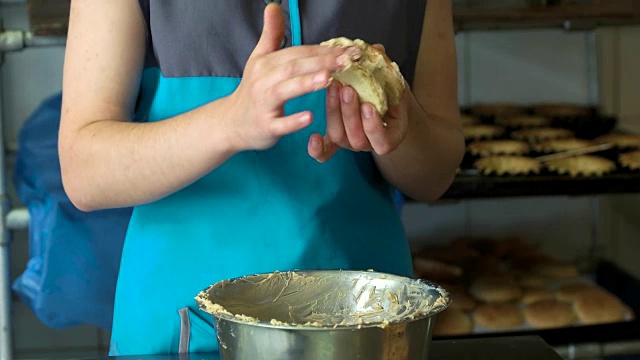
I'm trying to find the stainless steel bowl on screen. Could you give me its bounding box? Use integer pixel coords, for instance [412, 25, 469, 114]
[195, 270, 450, 360]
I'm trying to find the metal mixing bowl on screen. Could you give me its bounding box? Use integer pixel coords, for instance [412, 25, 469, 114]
[195, 270, 450, 360]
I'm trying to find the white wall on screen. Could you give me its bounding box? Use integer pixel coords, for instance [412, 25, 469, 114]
[2, 1, 639, 357]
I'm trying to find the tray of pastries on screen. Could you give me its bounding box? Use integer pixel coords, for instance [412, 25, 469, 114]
[441, 103, 640, 199]
[412, 237, 637, 340]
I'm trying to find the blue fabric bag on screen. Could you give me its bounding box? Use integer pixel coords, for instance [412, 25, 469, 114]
[12, 92, 132, 329]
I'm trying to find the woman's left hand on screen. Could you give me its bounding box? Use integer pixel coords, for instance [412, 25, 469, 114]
[308, 44, 409, 163]
[308, 79, 409, 163]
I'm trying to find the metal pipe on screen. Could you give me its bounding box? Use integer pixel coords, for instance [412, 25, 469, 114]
[0, 46, 12, 360]
[6, 208, 28, 230]
[23, 32, 66, 48]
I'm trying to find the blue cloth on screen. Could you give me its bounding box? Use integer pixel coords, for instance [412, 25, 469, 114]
[12, 93, 132, 330]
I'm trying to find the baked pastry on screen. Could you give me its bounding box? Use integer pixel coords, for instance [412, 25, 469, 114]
[556, 283, 596, 302]
[474, 156, 542, 176]
[595, 133, 640, 149]
[449, 290, 477, 312]
[412, 257, 463, 281]
[517, 275, 547, 289]
[460, 113, 480, 126]
[471, 103, 525, 117]
[511, 127, 574, 142]
[463, 124, 505, 140]
[468, 140, 530, 157]
[321, 37, 404, 116]
[524, 300, 575, 329]
[433, 308, 474, 337]
[573, 289, 627, 325]
[470, 278, 522, 303]
[534, 138, 595, 153]
[533, 103, 592, 117]
[619, 150, 640, 171]
[545, 155, 616, 177]
[474, 303, 524, 330]
[532, 262, 579, 279]
[520, 288, 555, 305]
[496, 115, 550, 128]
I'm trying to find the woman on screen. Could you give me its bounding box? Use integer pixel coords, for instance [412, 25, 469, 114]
[59, 0, 463, 355]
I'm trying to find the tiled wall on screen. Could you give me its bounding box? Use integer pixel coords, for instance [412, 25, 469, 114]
[2, 1, 640, 357]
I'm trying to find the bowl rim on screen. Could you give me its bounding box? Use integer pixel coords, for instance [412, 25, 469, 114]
[195, 269, 452, 330]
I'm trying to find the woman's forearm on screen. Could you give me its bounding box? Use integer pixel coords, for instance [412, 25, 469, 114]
[59, 97, 240, 212]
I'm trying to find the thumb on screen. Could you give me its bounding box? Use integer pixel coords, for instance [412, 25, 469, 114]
[252, 3, 285, 57]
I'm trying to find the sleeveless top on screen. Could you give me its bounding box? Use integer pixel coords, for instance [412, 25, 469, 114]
[109, 0, 427, 355]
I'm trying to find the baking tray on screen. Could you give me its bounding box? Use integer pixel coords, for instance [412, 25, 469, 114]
[434, 261, 640, 347]
[439, 110, 640, 200]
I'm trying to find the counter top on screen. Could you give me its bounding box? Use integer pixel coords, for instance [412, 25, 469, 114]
[90, 336, 563, 360]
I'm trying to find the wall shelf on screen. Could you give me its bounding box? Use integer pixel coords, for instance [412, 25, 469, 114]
[453, 0, 640, 31]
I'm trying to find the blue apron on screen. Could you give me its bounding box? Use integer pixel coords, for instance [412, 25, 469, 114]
[109, 0, 413, 355]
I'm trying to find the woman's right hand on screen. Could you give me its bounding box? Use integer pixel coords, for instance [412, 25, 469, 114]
[228, 3, 358, 151]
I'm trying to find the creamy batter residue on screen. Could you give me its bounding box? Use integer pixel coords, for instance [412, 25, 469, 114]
[195, 271, 449, 328]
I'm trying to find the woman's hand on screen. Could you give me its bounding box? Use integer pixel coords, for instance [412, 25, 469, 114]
[307, 45, 409, 163]
[229, 3, 358, 152]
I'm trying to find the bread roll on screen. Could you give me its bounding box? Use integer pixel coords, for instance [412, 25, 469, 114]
[434, 308, 474, 337]
[524, 300, 575, 329]
[574, 289, 627, 325]
[320, 37, 405, 116]
[474, 303, 524, 330]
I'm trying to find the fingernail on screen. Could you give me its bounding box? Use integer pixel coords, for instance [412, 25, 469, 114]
[341, 87, 354, 103]
[336, 54, 349, 67]
[299, 112, 311, 123]
[345, 46, 362, 61]
[362, 104, 374, 119]
[314, 72, 328, 87]
[310, 137, 321, 149]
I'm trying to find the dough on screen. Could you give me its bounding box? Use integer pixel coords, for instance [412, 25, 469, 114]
[321, 37, 404, 116]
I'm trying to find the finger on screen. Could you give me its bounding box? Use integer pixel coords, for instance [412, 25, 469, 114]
[273, 44, 360, 66]
[308, 133, 340, 163]
[361, 103, 395, 155]
[270, 71, 332, 104]
[340, 86, 372, 151]
[325, 82, 348, 146]
[263, 51, 350, 90]
[252, 3, 285, 57]
[372, 43, 386, 53]
[268, 111, 313, 136]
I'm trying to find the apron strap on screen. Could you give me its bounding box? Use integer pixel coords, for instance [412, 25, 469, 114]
[288, 0, 302, 46]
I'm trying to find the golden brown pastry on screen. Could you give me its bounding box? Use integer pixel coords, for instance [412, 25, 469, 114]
[520, 288, 555, 305]
[532, 262, 579, 279]
[511, 127, 574, 142]
[517, 275, 547, 289]
[619, 150, 640, 171]
[463, 124, 505, 140]
[545, 155, 616, 177]
[474, 156, 542, 176]
[573, 289, 627, 325]
[524, 300, 575, 329]
[474, 303, 524, 330]
[555, 283, 596, 302]
[468, 140, 530, 157]
[449, 290, 477, 312]
[433, 308, 474, 337]
[470, 278, 522, 303]
[534, 138, 595, 153]
[496, 115, 550, 128]
[595, 133, 640, 149]
[460, 113, 480, 126]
